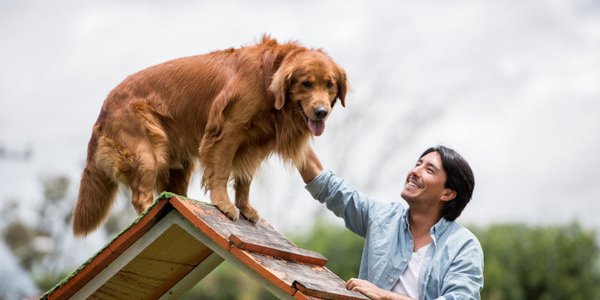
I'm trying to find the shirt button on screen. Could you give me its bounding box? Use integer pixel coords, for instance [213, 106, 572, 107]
[403, 258, 408, 262]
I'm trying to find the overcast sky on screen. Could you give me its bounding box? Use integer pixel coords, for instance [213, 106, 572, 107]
[1, 2, 600, 287]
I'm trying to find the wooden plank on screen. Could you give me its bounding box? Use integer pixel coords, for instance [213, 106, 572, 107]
[49, 200, 170, 299]
[91, 225, 216, 299]
[229, 234, 327, 266]
[228, 248, 366, 300]
[137, 224, 212, 266]
[159, 252, 224, 299]
[169, 196, 363, 299]
[169, 196, 232, 249]
[69, 211, 186, 299]
[229, 247, 298, 295]
[170, 196, 325, 264]
[169, 211, 296, 299]
[91, 258, 194, 300]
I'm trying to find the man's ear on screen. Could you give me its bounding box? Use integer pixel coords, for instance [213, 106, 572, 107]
[441, 189, 457, 202]
[269, 65, 293, 110]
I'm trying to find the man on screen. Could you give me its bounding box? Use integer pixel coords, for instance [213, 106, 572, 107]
[297, 145, 484, 300]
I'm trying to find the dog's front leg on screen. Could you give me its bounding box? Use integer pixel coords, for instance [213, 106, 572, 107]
[234, 177, 259, 223]
[201, 139, 240, 221]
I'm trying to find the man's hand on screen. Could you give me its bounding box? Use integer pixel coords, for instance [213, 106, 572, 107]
[346, 278, 413, 300]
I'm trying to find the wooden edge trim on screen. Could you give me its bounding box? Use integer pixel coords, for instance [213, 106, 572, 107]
[169, 196, 230, 250]
[108, 200, 171, 254]
[48, 200, 171, 299]
[229, 246, 297, 295]
[171, 212, 295, 299]
[229, 234, 327, 267]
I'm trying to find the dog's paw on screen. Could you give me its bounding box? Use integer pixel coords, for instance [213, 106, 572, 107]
[240, 206, 260, 223]
[225, 208, 240, 221]
[216, 202, 239, 221]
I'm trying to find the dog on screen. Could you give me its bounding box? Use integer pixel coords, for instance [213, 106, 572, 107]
[72, 36, 348, 236]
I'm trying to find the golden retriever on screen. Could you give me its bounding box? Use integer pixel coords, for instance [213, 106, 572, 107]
[72, 36, 348, 236]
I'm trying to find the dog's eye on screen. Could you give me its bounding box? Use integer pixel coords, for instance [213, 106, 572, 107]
[302, 80, 313, 89]
[326, 80, 334, 89]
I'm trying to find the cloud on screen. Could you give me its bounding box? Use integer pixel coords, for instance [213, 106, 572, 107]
[1, 0, 599, 237]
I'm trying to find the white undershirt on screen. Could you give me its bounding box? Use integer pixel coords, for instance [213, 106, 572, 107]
[391, 243, 432, 298]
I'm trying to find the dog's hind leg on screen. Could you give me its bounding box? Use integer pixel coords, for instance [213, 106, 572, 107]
[125, 101, 171, 214]
[161, 160, 195, 196]
[129, 147, 161, 214]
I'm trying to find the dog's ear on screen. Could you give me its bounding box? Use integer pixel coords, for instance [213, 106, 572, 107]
[262, 49, 280, 95]
[269, 64, 293, 110]
[335, 66, 349, 107]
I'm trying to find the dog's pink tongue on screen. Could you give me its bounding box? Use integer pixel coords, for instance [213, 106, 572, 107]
[308, 120, 325, 136]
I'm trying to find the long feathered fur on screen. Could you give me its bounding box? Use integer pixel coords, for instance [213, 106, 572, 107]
[72, 36, 348, 236]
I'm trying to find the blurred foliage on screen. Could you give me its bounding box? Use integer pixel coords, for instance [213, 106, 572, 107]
[1, 175, 72, 277]
[291, 219, 364, 281]
[2, 179, 599, 300]
[35, 271, 72, 292]
[474, 223, 600, 300]
[184, 221, 600, 299]
[0, 174, 141, 299]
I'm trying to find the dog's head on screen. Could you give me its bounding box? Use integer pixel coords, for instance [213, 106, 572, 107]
[269, 50, 348, 136]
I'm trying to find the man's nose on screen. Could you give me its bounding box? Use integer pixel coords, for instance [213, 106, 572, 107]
[409, 166, 424, 177]
[407, 168, 418, 179]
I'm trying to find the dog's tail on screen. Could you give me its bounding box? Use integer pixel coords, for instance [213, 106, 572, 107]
[72, 134, 118, 237]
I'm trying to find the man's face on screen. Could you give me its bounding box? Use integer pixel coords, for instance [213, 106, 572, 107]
[401, 151, 455, 205]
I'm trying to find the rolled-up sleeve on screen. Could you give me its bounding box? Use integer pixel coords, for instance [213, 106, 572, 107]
[305, 169, 374, 237]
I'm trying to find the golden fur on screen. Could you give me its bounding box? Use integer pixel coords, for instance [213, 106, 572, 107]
[72, 36, 348, 236]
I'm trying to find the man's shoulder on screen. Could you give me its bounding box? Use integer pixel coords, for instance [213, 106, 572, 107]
[369, 200, 408, 224]
[444, 222, 483, 250]
[369, 199, 407, 212]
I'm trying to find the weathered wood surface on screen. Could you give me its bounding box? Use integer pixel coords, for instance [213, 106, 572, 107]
[170, 197, 366, 299]
[171, 196, 327, 265]
[229, 233, 327, 266]
[91, 223, 214, 299]
[45, 195, 369, 300]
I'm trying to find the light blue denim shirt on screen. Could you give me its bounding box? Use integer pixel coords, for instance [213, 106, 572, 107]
[306, 169, 484, 300]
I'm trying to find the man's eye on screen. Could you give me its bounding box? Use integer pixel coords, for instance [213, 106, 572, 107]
[302, 81, 313, 88]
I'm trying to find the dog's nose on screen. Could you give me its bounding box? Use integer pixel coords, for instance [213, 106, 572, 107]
[314, 107, 328, 120]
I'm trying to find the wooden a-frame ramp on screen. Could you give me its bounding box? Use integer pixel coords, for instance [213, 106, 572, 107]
[42, 193, 367, 299]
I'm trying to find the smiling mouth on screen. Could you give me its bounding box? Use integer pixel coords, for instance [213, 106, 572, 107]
[407, 177, 422, 189]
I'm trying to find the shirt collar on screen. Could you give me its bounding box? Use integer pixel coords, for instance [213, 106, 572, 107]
[401, 208, 453, 239]
[430, 217, 452, 239]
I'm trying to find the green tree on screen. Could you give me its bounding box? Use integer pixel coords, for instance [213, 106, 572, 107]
[292, 218, 364, 281]
[474, 223, 600, 300]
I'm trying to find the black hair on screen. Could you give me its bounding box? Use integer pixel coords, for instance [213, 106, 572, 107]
[420, 145, 475, 221]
